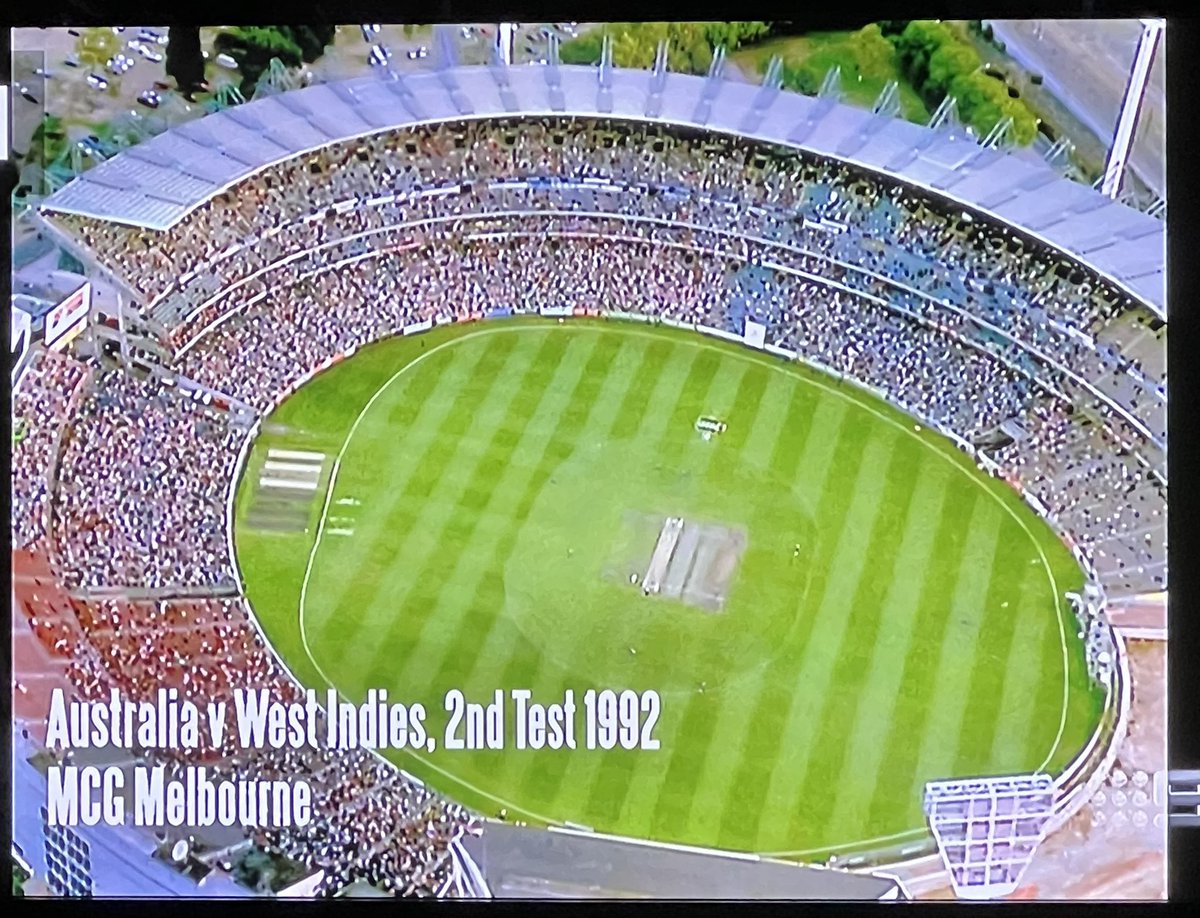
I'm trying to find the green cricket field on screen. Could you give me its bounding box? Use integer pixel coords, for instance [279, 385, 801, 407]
[234, 317, 1104, 859]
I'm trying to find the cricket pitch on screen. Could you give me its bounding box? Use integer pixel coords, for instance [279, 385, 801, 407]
[637, 515, 746, 612]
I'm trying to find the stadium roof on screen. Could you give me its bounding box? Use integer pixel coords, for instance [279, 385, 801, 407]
[40, 64, 1165, 315]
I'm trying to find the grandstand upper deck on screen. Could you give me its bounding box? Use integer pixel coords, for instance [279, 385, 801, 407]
[38, 65, 1164, 314]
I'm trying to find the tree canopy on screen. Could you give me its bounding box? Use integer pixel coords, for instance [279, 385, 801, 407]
[25, 114, 67, 168]
[887, 20, 1039, 146]
[76, 28, 121, 70]
[213, 25, 335, 96]
[560, 22, 773, 73]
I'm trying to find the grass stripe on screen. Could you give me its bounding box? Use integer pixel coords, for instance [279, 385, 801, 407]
[307, 333, 517, 650]
[819, 458, 952, 839]
[906, 497, 1005, 788]
[333, 332, 567, 680]
[797, 434, 925, 838]
[394, 332, 622, 695]
[720, 406, 876, 851]
[861, 484, 982, 829]
[949, 517, 1032, 776]
[384, 332, 613, 694]
[773, 430, 902, 847]
[988, 559, 1062, 769]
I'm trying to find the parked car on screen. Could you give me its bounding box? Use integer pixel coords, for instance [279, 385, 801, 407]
[137, 90, 161, 109]
[368, 44, 390, 67]
[107, 53, 135, 76]
[132, 43, 163, 63]
[360, 24, 380, 42]
[19, 86, 40, 105]
[86, 73, 109, 90]
[138, 29, 167, 45]
[407, 46, 429, 60]
[63, 56, 80, 68]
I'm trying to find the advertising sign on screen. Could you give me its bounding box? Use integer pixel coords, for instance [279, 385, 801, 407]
[45, 282, 91, 351]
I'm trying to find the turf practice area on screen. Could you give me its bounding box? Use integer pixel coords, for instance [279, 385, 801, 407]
[235, 318, 1104, 859]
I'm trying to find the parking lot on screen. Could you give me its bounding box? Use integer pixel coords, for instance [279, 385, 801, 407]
[8, 22, 595, 186]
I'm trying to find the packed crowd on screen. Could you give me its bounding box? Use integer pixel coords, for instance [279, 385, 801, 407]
[174, 232, 732, 412]
[45, 117, 1164, 440]
[53, 372, 243, 592]
[245, 744, 476, 897]
[74, 598, 281, 709]
[993, 391, 1166, 596]
[13, 584, 480, 895]
[11, 350, 89, 550]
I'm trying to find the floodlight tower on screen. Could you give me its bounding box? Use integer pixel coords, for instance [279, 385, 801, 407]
[498, 23, 515, 66]
[1099, 19, 1164, 199]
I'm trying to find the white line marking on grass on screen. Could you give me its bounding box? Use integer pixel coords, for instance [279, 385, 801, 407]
[260, 477, 320, 491]
[291, 320, 1072, 847]
[760, 826, 929, 859]
[265, 459, 325, 474]
[269, 448, 326, 461]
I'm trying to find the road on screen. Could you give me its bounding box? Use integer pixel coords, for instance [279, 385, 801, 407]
[987, 19, 1165, 200]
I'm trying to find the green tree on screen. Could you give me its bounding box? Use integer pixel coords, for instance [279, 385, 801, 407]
[12, 858, 29, 897]
[233, 847, 278, 893]
[893, 19, 954, 92]
[886, 19, 1039, 145]
[1002, 98, 1039, 145]
[849, 23, 897, 82]
[559, 29, 604, 65]
[76, 27, 120, 71]
[703, 21, 771, 52]
[283, 25, 336, 63]
[779, 59, 824, 96]
[669, 21, 715, 73]
[949, 70, 1037, 144]
[926, 41, 981, 97]
[213, 26, 304, 95]
[608, 23, 664, 69]
[166, 26, 206, 97]
[24, 114, 67, 169]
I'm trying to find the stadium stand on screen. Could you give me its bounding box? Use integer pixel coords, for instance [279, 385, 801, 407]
[10, 62, 1165, 898]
